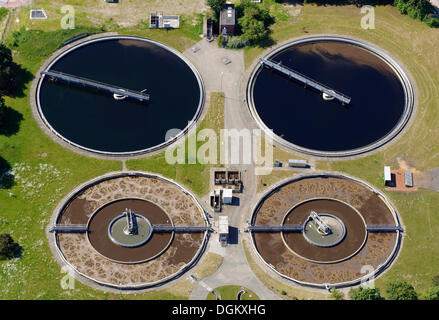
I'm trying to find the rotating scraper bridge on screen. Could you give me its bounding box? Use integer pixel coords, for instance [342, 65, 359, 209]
[246, 224, 402, 233]
[42, 70, 150, 103]
[50, 224, 213, 233]
[259, 58, 351, 105]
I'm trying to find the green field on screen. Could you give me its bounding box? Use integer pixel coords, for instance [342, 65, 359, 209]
[0, 1, 438, 299]
[127, 91, 225, 197]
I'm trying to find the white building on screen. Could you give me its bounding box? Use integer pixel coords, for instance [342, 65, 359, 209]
[222, 188, 233, 205]
[288, 159, 308, 168]
[384, 166, 391, 183]
[218, 216, 229, 244]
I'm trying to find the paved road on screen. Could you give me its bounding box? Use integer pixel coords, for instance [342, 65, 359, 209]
[184, 40, 280, 300]
[189, 241, 280, 300]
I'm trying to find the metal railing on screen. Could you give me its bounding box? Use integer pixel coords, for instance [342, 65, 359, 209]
[260, 58, 351, 105]
[49, 225, 88, 233]
[367, 225, 403, 232]
[245, 225, 302, 233]
[42, 70, 150, 102]
[152, 225, 213, 233]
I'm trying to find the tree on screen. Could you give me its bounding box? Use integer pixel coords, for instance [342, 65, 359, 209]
[329, 289, 344, 300]
[394, 0, 435, 21]
[206, 0, 227, 18]
[386, 281, 418, 300]
[238, 5, 270, 43]
[349, 286, 382, 300]
[0, 44, 17, 95]
[0, 233, 17, 260]
[424, 286, 439, 300]
[425, 17, 439, 27]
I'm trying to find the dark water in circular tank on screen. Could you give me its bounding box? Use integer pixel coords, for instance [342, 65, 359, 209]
[251, 41, 405, 152]
[39, 38, 201, 153]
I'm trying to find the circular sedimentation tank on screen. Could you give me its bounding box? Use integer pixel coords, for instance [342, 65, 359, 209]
[35, 36, 204, 156]
[250, 174, 402, 288]
[88, 199, 172, 262]
[49, 172, 209, 289]
[247, 36, 414, 157]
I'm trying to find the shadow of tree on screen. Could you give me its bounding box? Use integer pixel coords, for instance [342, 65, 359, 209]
[0, 157, 14, 189]
[0, 106, 23, 136]
[0, 235, 23, 260]
[2, 62, 34, 99]
[254, 30, 276, 48]
[12, 243, 23, 259]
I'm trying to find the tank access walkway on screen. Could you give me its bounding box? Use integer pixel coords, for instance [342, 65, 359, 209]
[49, 225, 88, 233]
[152, 225, 214, 233]
[49, 224, 213, 234]
[245, 224, 402, 233]
[245, 225, 303, 233]
[41, 70, 150, 103]
[259, 58, 351, 105]
[366, 225, 403, 232]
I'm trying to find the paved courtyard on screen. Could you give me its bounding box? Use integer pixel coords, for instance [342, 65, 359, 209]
[183, 39, 282, 300]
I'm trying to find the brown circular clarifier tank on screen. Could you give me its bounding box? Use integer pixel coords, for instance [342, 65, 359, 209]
[250, 174, 402, 288]
[49, 172, 209, 290]
[87, 199, 173, 264]
[282, 199, 367, 264]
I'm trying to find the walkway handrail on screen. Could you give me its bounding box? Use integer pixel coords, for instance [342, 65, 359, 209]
[259, 58, 351, 105]
[41, 70, 150, 102]
[49, 225, 88, 233]
[367, 225, 403, 232]
[245, 225, 303, 233]
[152, 225, 213, 233]
[50, 223, 212, 234]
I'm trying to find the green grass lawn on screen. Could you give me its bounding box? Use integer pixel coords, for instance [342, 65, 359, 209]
[257, 169, 299, 194]
[0, 27, 121, 299]
[127, 92, 225, 197]
[5, 1, 202, 53]
[206, 285, 259, 300]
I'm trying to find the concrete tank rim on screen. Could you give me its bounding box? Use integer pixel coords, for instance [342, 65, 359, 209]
[46, 170, 210, 291]
[280, 197, 368, 264]
[33, 34, 206, 158]
[246, 34, 416, 158]
[249, 171, 403, 289]
[86, 197, 175, 264]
